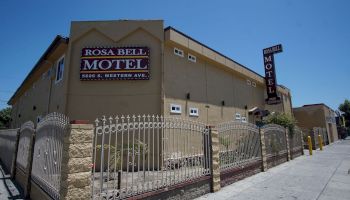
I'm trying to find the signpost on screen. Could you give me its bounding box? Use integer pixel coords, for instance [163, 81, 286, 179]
[80, 47, 150, 80]
[263, 44, 283, 105]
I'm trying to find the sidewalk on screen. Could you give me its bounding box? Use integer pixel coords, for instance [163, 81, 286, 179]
[0, 165, 24, 199]
[196, 138, 350, 200]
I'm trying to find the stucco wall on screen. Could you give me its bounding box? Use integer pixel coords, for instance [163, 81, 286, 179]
[293, 105, 338, 142]
[10, 44, 67, 128]
[65, 20, 164, 122]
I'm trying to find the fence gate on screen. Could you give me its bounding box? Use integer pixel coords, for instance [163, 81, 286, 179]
[217, 121, 261, 171]
[30, 113, 69, 200]
[261, 124, 287, 168]
[92, 115, 211, 199]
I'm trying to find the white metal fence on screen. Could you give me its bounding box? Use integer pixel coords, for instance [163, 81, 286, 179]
[16, 121, 35, 173]
[0, 128, 18, 173]
[262, 124, 287, 157]
[217, 121, 261, 171]
[92, 115, 211, 199]
[31, 113, 69, 200]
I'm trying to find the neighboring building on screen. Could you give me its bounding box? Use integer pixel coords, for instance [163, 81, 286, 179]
[293, 104, 338, 143]
[8, 20, 293, 128]
[335, 111, 348, 139]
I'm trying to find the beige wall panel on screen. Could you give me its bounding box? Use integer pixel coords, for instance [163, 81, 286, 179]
[68, 95, 161, 121]
[188, 40, 202, 55]
[163, 46, 207, 102]
[215, 54, 226, 66]
[206, 62, 234, 106]
[169, 30, 188, 48]
[293, 106, 326, 129]
[202, 47, 216, 60]
[66, 21, 163, 121]
[70, 20, 163, 43]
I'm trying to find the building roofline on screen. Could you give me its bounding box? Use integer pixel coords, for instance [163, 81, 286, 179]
[164, 26, 265, 80]
[293, 103, 334, 112]
[8, 35, 69, 105]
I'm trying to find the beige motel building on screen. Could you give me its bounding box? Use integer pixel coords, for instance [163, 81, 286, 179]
[293, 104, 338, 143]
[8, 20, 293, 128]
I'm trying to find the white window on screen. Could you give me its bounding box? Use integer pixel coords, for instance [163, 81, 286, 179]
[235, 113, 241, 120]
[241, 117, 247, 123]
[189, 107, 199, 117]
[55, 56, 64, 83]
[174, 47, 184, 57]
[170, 104, 182, 114]
[247, 79, 251, 85]
[188, 53, 197, 63]
[252, 82, 256, 87]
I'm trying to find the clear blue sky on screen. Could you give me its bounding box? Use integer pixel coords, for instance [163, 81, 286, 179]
[0, 0, 349, 111]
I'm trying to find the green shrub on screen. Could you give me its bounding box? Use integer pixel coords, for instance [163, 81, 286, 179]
[264, 112, 297, 137]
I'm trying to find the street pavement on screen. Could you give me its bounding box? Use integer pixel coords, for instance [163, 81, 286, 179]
[196, 138, 350, 200]
[0, 165, 23, 199]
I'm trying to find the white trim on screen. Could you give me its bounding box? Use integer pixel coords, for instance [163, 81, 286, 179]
[170, 104, 182, 114]
[189, 107, 199, 117]
[235, 113, 241, 120]
[188, 53, 197, 63]
[246, 79, 251, 85]
[241, 117, 247, 123]
[174, 47, 184, 57]
[55, 55, 65, 84]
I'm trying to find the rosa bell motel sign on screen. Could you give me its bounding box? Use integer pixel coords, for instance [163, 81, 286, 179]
[80, 47, 150, 80]
[263, 44, 282, 105]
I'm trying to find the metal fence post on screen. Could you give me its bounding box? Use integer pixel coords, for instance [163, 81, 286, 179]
[59, 120, 94, 200]
[26, 130, 36, 199]
[11, 129, 20, 178]
[285, 129, 291, 161]
[209, 126, 221, 192]
[259, 128, 268, 172]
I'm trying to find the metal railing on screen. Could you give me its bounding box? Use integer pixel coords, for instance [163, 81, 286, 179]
[92, 115, 211, 199]
[16, 121, 35, 173]
[262, 124, 287, 157]
[217, 121, 261, 171]
[31, 113, 69, 200]
[0, 128, 18, 173]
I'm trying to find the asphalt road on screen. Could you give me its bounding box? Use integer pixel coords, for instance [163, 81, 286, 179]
[197, 138, 350, 200]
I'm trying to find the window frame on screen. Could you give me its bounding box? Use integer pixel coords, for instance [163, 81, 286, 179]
[174, 47, 184, 57]
[188, 53, 197, 63]
[55, 55, 65, 84]
[189, 107, 199, 117]
[235, 113, 241, 120]
[170, 104, 182, 114]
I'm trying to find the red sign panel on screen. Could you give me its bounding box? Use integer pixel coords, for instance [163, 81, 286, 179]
[80, 47, 150, 80]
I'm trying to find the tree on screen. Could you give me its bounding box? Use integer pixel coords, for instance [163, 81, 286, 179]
[0, 107, 12, 129]
[339, 99, 350, 128]
[263, 112, 297, 137]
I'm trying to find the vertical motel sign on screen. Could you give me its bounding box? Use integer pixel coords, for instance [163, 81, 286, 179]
[263, 44, 283, 105]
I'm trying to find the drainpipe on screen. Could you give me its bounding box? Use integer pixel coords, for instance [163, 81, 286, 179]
[43, 60, 54, 115]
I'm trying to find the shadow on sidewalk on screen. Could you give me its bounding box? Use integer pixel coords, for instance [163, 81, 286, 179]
[0, 164, 25, 200]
